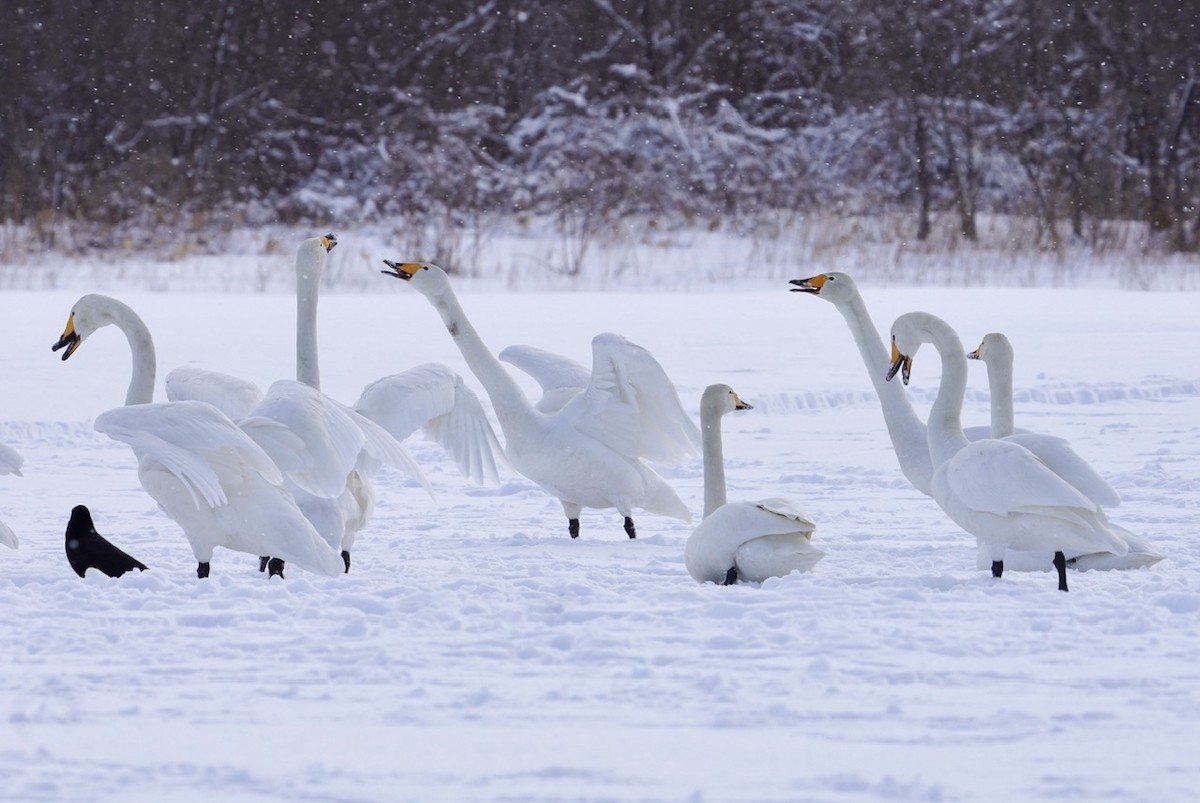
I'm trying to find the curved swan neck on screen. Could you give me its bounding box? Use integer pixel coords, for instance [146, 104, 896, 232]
[700, 403, 728, 518]
[106, 298, 157, 405]
[296, 256, 321, 389]
[985, 357, 1014, 438]
[833, 286, 934, 494]
[921, 319, 970, 467]
[424, 281, 537, 436]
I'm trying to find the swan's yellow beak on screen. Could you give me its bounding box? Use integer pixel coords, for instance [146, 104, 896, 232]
[320, 233, 337, 252]
[967, 342, 983, 361]
[381, 260, 422, 281]
[886, 339, 912, 385]
[788, 274, 827, 294]
[733, 392, 753, 411]
[52, 313, 82, 360]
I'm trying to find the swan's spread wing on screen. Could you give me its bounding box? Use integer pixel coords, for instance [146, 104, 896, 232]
[571, 333, 701, 463]
[0, 443, 22, 477]
[95, 401, 282, 509]
[939, 440, 1098, 519]
[355, 364, 504, 485]
[1004, 433, 1122, 508]
[344, 404, 433, 496]
[499, 344, 590, 411]
[165, 366, 264, 421]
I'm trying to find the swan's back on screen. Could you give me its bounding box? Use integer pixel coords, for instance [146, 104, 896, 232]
[685, 499, 821, 583]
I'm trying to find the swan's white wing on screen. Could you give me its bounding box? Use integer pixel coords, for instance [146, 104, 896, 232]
[95, 401, 283, 509]
[0, 443, 22, 477]
[344, 404, 433, 496]
[1003, 433, 1122, 508]
[685, 499, 820, 583]
[569, 333, 701, 463]
[165, 366, 264, 421]
[939, 440, 1098, 520]
[499, 344, 590, 412]
[355, 363, 504, 485]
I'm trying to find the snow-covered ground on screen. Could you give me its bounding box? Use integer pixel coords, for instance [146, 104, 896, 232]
[1, 258, 1198, 801]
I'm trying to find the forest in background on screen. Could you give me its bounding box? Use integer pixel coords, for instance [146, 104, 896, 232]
[2, 0, 1198, 269]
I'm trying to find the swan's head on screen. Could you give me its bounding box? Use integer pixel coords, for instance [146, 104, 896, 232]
[967, 332, 1012, 367]
[296, 233, 336, 277]
[788, 272, 856, 302]
[381, 260, 450, 295]
[886, 313, 931, 386]
[701, 384, 753, 418]
[52, 294, 122, 361]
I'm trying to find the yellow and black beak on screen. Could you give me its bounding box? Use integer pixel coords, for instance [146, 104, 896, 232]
[788, 274, 827, 294]
[733, 392, 753, 411]
[886, 338, 912, 385]
[381, 260, 421, 281]
[321, 233, 337, 252]
[967, 342, 982, 361]
[52, 314, 81, 360]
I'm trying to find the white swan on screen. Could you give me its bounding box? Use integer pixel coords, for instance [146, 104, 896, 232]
[381, 260, 700, 538]
[0, 442, 21, 549]
[790, 272, 1150, 572]
[52, 294, 344, 578]
[684, 385, 823, 584]
[968, 332, 1163, 571]
[886, 311, 1131, 591]
[165, 365, 264, 421]
[497, 344, 590, 413]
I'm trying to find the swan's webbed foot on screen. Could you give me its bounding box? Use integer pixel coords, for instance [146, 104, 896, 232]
[991, 560, 1004, 579]
[267, 558, 285, 579]
[568, 518, 580, 539]
[341, 550, 351, 573]
[258, 556, 269, 572]
[1053, 551, 1069, 592]
[197, 562, 210, 579]
[623, 517, 636, 539]
[723, 566, 738, 585]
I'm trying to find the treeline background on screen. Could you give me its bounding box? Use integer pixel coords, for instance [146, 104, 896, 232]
[2, 0, 1198, 257]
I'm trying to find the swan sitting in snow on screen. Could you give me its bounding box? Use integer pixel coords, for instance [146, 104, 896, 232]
[886, 311, 1130, 591]
[684, 385, 823, 584]
[381, 260, 700, 539]
[967, 332, 1163, 571]
[0, 442, 22, 549]
[52, 294, 344, 579]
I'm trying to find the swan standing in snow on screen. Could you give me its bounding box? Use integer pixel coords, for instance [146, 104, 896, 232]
[685, 385, 823, 584]
[886, 311, 1130, 591]
[52, 294, 344, 578]
[967, 332, 1163, 571]
[0, 443, 22, 548]
[790, 272, 1151, 572]
[381, 260, 700, 539]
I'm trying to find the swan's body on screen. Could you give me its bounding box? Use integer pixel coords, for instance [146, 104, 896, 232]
[165, 365, 264, 420]
[685, 385, 823, 584]
[382, 260, 699, 538]
[887, 312, 1131, 591]
[968, 333, 1163, 571]
[0, 442, 21, 548]
[52, 294, 344, 578]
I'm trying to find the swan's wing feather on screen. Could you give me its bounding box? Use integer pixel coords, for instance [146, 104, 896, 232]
[498, 345, 590, 393]
[165, 366, 264, 421]
[571, 333, 701, 463]
[419, 374, 506, 485]
[754, 498, 818, 531]
[95, 401, 283, 509]
[1004, 433, 1122, 508]
[343, 404, 433, 496]
[940, 440, 1097, 518]
[0, 442, 22, 476]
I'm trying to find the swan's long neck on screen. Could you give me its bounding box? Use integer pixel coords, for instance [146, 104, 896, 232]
[426, 284, 538, 438]
[985, 357, 1014, 438]
[107, 299, 157, 405]
[700, 403, 727, 518]
[923, 321, 971, 467]
[836, 290, 934, 494]
[296, 261, 321, 389]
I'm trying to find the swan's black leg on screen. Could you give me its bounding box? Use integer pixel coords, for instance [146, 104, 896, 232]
[623, 517, 636, 539]
[267, 558, 285, 579]
[341, 550, 351, 573]
[258, 556, 269, 572]
[197, 562, 210, 579]
[991, 560, 1004, 579]
[723, 566, 738, 585]
[1054, 551, 1069, 592]
[568, 519, 580, 539]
